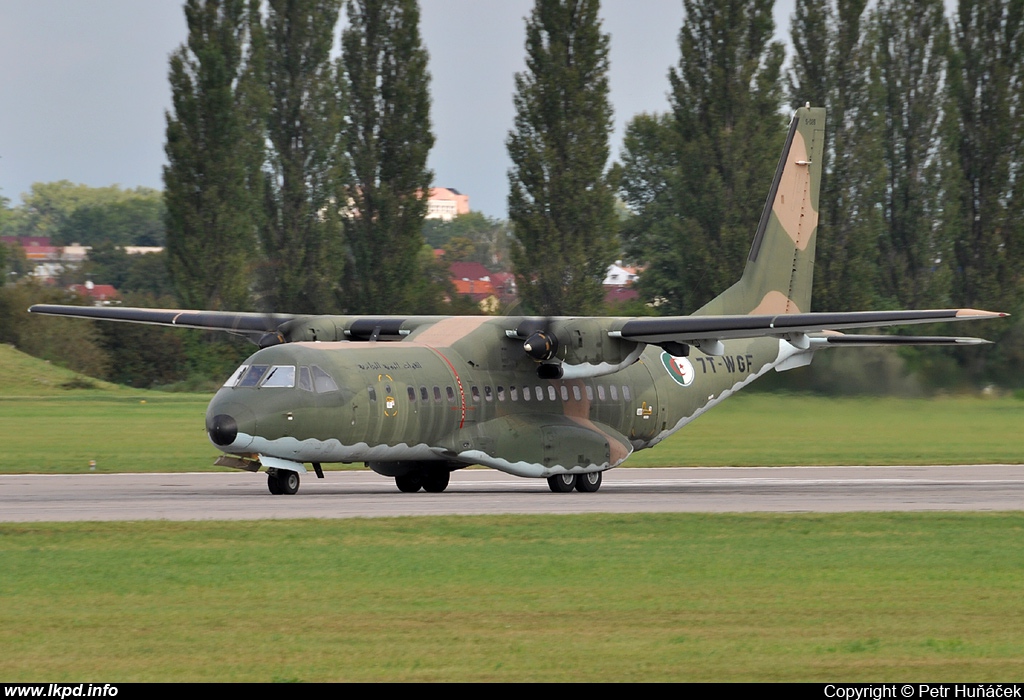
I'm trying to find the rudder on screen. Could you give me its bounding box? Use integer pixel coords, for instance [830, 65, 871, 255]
[695, 106, 825, 316]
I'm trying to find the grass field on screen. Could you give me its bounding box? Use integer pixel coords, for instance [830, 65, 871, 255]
[1, 513, 1022, 682]
[3, 347, 1023, 681]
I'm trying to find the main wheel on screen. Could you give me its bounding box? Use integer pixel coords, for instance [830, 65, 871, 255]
[395, 472, 423, 493]
[279, 470, 300, 495]
[422, 469, 450, 493]
[575, 471, 602, 492]
[547, 474, 577, 493]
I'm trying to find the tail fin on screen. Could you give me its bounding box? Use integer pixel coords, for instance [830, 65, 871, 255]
[695, 105, 825, 316]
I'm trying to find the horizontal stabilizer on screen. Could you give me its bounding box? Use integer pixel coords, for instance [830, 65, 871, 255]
[613, 309, 1007, 346]
[810, 334, 992, 348]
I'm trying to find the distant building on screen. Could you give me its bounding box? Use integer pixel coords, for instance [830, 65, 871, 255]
[603, 260, 641, 307]
[69, 280, 119, 306]
[426, 187, 470, 221]
[603, 261, 640, 286]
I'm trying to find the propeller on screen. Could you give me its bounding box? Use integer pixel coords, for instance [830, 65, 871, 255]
[514, 318, 564, 378]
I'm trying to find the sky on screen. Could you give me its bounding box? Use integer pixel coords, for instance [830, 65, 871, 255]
[0, 0, 797, 219]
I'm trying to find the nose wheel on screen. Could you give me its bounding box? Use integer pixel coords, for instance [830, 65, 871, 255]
[267, 469, 300, 495]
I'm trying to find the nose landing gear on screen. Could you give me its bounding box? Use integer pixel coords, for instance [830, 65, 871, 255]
[267, 468, 300, 495]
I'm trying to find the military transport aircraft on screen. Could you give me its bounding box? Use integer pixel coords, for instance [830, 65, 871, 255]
[30, 106, 1006, 495]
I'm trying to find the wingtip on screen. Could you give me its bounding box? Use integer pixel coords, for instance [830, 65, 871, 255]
[955, 309, 1010, 318]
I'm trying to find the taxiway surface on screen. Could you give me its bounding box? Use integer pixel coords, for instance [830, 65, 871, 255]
[1, 465, 1021, 521]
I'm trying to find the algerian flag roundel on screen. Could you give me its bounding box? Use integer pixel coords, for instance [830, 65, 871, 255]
[660, 351, 694, 387]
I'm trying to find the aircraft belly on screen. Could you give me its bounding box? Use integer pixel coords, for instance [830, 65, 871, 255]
[437, 414, 632, 478]
[241, 432, 442, 463]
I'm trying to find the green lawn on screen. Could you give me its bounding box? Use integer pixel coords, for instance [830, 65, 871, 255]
[1, 514, 1021, 681]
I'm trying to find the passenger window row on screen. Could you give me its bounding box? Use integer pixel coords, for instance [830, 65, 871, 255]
[372, 383, 634, 404]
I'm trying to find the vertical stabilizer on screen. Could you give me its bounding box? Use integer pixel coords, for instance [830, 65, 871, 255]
[695, 106, 825, 316]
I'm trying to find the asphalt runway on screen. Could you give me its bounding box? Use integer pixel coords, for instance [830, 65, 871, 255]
[1, 465, 1021, 521]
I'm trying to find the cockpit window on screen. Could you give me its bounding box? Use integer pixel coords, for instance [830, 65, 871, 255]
[311, 365, 339, 393]
[224, 365, 249, 388]
[298, 366, 313, 392]
[238, 365, 269, 388]
[261, 365, 296, 388]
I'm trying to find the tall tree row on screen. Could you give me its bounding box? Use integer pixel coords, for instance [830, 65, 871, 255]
[164, 0, 264, 311]
[340, 0, 436, 314]
[507, 0, 617, 316]
[947, 0, 1024, 314]
[165, 0, 434, 316]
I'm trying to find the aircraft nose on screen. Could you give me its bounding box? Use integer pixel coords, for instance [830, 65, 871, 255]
[205, 396, 255, 451]
[208, 413, 238, 446]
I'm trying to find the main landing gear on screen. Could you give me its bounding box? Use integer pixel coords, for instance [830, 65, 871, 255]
[546, 471, 602, 493]
[267, 469, 300, 495]
[395, 468, 451, 493]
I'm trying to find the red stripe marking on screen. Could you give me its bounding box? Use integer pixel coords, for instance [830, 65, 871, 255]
[427, 347, 467, 429]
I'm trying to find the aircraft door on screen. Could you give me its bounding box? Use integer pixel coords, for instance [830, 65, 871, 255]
[366, 373, 410, 446]
[628, 360, 662, 441]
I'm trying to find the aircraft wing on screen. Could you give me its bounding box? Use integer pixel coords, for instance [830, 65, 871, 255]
[26, 304, 439, 344]
[612, 309, 1006, 350]
[27, 304, 296, 334]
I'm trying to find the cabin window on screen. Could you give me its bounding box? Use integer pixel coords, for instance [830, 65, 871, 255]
[368, 386, 377, 402]
[522, 386, 530, 402]
[224, 365, 249, 388]
[586, 385, 594, 401]
[497, 386, 505, 401]
[597, 385, 606, 401]
[447, 386, 456, 402]
[535, 386, 544, 401]
[484, 386, 493, 402]
[311, 365, 339, 393]
[420, 386, 429, 402]
[261, 365, 296, 388]
[433, 386, 442, 402]
[548, 386, 557, 401]
[471, 386, 481, 402]
[407, 386, 416, 402]
[623, 386, 631, 401]
[298, 366, 313, 392]
[559, 385, 568, 401]
[610, 385, 619, 401]
[510, 386, 518, 401]
[572, 386, 582, 401]
[238, 365, 269, 388]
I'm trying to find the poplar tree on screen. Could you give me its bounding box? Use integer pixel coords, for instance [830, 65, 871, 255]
[788, 0, 880, 312]
[618, 0, 786, 315]
[164, 0, 264, 311]
[340, 0, 434, 314]
[507, 0, 617, 316]
[868, 0, 952, 309]
[260, 0, 345, 314]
